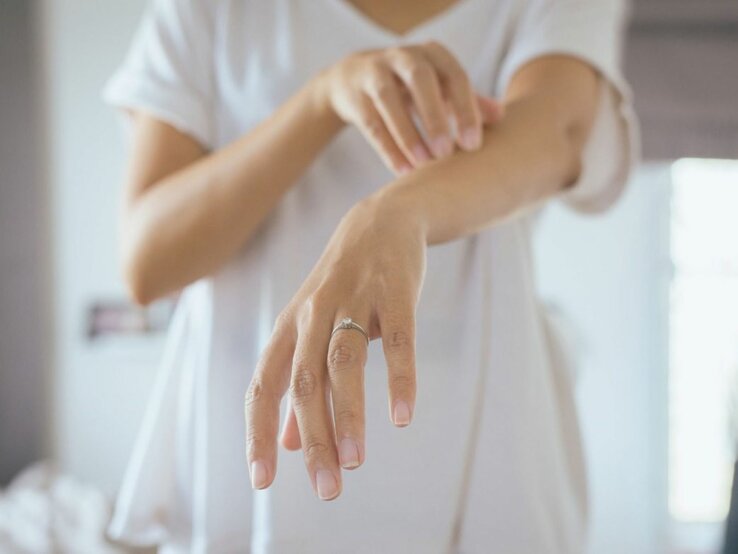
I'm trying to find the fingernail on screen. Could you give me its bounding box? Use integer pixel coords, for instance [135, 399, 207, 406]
[316, 469, 339, 500]
[430, 135, 454, 158]
[393, 400, 412, 427]
[339, 438, 360, 469]
[397, 163, 413, 175]
[460, 128, 482, 151]
[250, 460, 268, 489]
[412, 144, 432, 165]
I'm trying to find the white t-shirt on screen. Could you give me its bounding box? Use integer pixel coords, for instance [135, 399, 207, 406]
[103, 1, 637, 553]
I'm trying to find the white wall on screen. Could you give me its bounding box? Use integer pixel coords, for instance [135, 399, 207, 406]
[40, 1, 672, 551]
[535, 165, 672, 554]
[42, 0, 160, 494]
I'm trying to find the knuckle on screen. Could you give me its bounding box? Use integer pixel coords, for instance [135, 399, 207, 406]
[302, 289, 331, 320]
[387, 329, 412, 350]
[385, 329, 415, 365]
[390, 374, 415, 393]
[245, 428, 267, 452]
[364, 69, 385, 92]
[244, 378, 266, 407]
[273, 310, 293, 333]
[305, 290, 326, 312]
[304, 439, 330, 461]
[365, 56, 386, 74]
[373, 82, 396, 103]
[290, 363, 319, 402]
[407, 64, 433, 85]
[335, 406, 360, 427]
[328, 342, 360, 374]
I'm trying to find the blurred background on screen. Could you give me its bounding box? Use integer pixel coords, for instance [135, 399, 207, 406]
[1, 0, 737, 552]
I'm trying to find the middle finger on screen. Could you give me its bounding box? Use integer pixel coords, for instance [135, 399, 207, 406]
[388, 50, 453, 159]
[365, 69, 433, 168]
[290, 311, 342, 501]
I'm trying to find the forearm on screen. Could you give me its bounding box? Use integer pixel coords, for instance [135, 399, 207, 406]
[124, 77, 342, 304]
[372, 87, 597, 245]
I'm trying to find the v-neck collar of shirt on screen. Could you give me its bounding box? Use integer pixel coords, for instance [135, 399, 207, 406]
[327, 0, 476, 42]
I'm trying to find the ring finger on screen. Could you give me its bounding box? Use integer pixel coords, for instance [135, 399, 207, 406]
[327, 313, 370, 470]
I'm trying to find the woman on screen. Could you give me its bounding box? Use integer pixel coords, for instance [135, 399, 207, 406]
[104, 0, 636, 552]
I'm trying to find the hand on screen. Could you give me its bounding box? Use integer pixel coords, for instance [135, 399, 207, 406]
[316, 41, 502, 175]
[245, 190, 426, 500]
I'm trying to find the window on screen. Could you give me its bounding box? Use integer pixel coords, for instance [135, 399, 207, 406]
[669, 159, 738, 549]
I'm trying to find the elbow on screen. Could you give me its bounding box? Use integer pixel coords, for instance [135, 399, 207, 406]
[125, 277, 156, 308]
[121, 231, 163, 307]
[560, 91, 598, 189]
[560, 138, 584, 190]
[558, 116, 593, 189]
[123, 254, 157, 307]
[120, 202, 176, 307]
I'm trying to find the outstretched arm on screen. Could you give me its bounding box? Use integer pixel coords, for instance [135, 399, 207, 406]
[246, 54, 603, 501]
[120, 43, 499, 305]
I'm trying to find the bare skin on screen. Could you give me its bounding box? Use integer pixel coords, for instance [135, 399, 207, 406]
[122, 42, 499, 305]
[347, 0, 464, 36]
[118, 0, 601, 501]
[248, 55, 600, 500]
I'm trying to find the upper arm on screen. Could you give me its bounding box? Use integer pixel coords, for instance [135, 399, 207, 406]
[493, 0, 637, 212]
[124, 112, 206, 210]
[103, 0, 215, 210]
[504, 55, 601, 154]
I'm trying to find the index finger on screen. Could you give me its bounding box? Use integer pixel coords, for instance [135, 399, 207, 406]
[290, 314, 343, 500]
[245, 324, 295, 490]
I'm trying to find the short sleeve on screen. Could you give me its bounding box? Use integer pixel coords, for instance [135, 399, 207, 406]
[498, 0, 640, 213]
[102, 0, 215, 149]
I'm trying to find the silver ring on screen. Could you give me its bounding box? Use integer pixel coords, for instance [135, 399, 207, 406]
[330, 317, 369, 345]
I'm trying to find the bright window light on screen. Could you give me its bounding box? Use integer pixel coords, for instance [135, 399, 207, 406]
[669, 158, 738, 523]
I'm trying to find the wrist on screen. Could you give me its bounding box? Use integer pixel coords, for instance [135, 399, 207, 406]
[306, 70, 345, 135]
[362, 182, 431, 244]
